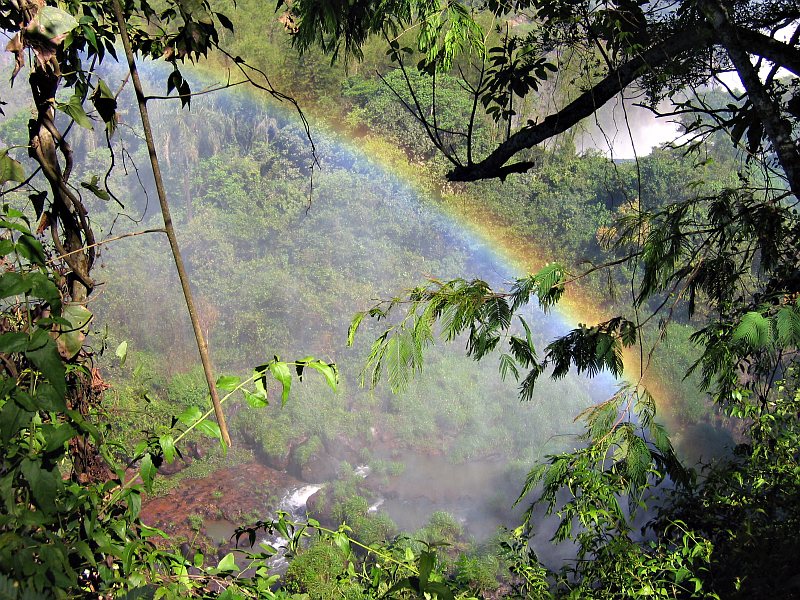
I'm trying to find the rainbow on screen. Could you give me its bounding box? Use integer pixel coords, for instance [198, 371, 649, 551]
[345, 135, 676, 422]
[181, 59, 676, 424]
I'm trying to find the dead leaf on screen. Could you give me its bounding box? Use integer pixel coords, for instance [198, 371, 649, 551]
[278, 12, 299, 34]
[5, 33, 24, 84]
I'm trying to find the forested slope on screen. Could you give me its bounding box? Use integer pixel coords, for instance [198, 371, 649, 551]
[1, 0, 798, 597]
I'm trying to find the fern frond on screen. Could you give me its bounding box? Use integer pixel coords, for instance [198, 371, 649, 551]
[774, 304, 800, 346]
[732, 311, 770, 348]
[347, 311, 366, 347]
[384, 330, 414, 393]
[499, 353, 520, 381]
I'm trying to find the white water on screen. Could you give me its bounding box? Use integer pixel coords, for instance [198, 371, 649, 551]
[367, 498, 384, 514]
[260, 484, 322, 570]
[282, 484, 322, 517]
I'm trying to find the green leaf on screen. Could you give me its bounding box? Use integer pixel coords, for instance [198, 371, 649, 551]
[55, 304, 92, 359]
[26, 272, 61, 310]
[20, 457, 60, 515]
[139, 453, 156, 490]
[57, 95, 93, 129]
[159, 434, 176, 464]
[25, 329, 66, 396]
[424, 581, 455, 600]
[91, 79, 117, 130]
[331, 531, 351, 556]
[774, 305, 800, 346]
[177, 405, 203, 426]
[216, 552, 239, 572]
[115, 340, 128, 366]
[305, 360, 338, 392]
[33, 383, 65, 411]
[0, 399, 33, 444]
[44, 423, 77, 453]
[127, 489, 141, 520]
[733, 311, 770, 348]
[216, 375, 241, 392]
[15, 235, 47, 267]
[30, 5, 79, 39]
[0, 150, 25, 185]
[243, 389, 268, 408]
[347, 311, 366, 346]
[80, 177, 111, 201]
[0, 272, 28, 298]
[498, 353, 519, 380]
[418, 550, 434, 588]
[0, 332, 28, 353]
[269, 360, 292, 405]
[196, 419, 221, 441]
[385, 331, 413, 393]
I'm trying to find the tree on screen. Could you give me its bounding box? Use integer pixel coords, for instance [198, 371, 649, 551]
[284, 0, 799, 190]
[284, 0, 800, 596]
[0, 2, 340, 596]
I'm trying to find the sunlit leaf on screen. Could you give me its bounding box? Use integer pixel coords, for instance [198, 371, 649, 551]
[216, 552, 239, 573]
[115, 340, 128, 366]
[269, 360, 292, 405]
[159, 434, 176, 464]
[0, 150, 25, 185]
[216, 375, 241, 392]
[305, 359, 338, 392]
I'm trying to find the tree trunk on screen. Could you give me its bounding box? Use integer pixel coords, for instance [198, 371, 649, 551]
[699, 0, 800, 200]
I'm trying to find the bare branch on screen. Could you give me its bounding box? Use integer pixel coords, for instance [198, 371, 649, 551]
[447, 28, 713, 181]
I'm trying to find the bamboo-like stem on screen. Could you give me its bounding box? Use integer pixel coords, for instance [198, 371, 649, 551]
[110, 0, 232, 447]
[46, 228, 166, 265]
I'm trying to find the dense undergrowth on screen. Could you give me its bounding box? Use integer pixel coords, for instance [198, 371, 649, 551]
[2, 0, 800, 597]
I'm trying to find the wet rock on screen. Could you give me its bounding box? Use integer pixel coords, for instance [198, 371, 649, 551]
[288, 436, 342, 481]
[180, 543, 192, 560]
[298, 452, 339, 482]
[141, 460, 301, 549]
[157, 458, 189, 476]
[322, 433, 361, 463]
[263, 451, 291, 471]
[306, 486, 333, 524]
[186, 441, 203, 460]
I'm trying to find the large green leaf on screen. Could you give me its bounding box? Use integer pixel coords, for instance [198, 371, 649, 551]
[57, 95, 93, 130]
[0, 332, 28, 354]
[177, 405, 203, 427]
[215, 375, 241, 392]
[29, 5, 79, 39]
[269, 360, 292, 405]
[54, 304, 92, 359]
[25, 329, 66, 396]
[733, 311, 770, 348]
[0, 399, 33, 444]
[242, 389, 268, 408]
[20, 457, 60, 515]
[0, 151, 24, 185]
[139, 454, 156, 490]
[300, 357, 338, 392]
[215, 552, 239, 573]
[159, 434, 176, 464]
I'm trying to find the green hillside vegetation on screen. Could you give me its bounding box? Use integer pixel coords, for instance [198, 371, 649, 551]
[1, 0, 799, 598]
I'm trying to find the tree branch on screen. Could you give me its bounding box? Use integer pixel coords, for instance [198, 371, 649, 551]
[735, 27, 800, 77]
[700, 0, 800, 200]
[447, 28, 713, 181]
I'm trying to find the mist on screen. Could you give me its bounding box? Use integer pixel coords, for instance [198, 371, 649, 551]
[60, 64, 613, 545]
[0, 59, 724, 567]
